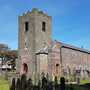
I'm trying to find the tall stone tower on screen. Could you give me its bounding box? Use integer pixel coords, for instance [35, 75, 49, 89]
[17, 8, 52, 79]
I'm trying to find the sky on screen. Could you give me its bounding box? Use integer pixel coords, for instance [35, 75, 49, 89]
[0, 0, 90, 50]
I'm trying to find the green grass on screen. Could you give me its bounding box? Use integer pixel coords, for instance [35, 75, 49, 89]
[0, 76, 9, 90]
[0, 76, 90, 90]
[80, 79, 90, 84]
[73, 85, 88, 90]
[66, 84, 89, 90]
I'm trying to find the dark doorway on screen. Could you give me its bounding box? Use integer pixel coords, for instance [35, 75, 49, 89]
[56, 64, 59, 74]
[23, 63, 28, 74]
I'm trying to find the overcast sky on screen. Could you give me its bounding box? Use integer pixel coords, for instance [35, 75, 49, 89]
[0, 0, 90, 50]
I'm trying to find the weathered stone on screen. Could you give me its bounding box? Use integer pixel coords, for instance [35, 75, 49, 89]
[17, 8, 90, 82]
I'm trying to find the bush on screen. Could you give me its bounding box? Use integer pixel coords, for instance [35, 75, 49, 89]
[10, 78, 15, 90]
[21, 74, 27, 90]
[54, 76, 58, 85]
[60, 77, 65, 90]
[16, 78, 21, 90]
[48, 81, 53, 90]
[27, 78, 33, 90]
[42, 76, 47, 89]
[38, 80, 41, 89]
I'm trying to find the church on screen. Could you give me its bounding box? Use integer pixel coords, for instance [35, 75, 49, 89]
[17, 8, 90, 82]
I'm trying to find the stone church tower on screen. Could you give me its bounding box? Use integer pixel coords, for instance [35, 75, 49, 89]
[16, 8, 90, 83]
[17, 8, 52, 80]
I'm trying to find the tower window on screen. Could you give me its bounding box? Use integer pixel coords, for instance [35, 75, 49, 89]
[42, 21, 46, 32]
[25, 37, 28, 49]
[56, 64, 59, 67]
[25, 22, 29, 32]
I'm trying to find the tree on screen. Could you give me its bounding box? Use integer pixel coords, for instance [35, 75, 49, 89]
[0, 44, 18, 71]
[0, 44, 10, 69]
[7, 50, 18, 70]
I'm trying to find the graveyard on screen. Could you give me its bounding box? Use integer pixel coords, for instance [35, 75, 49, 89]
[0, 74, 90, 90]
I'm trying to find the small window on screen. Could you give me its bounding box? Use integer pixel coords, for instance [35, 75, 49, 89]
[56, 64, 59, 67]
[25, 37, 28, 49]
[25, 42, 27, 49]
[42, 21, 46, 32]
[25, 22, 29, 32]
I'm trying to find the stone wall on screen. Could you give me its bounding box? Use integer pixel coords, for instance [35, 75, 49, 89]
[61, 47, 90, 78]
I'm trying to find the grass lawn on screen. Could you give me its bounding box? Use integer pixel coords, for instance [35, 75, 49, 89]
[80, 79, 90, 84]
[0, 76, 90, 90]
[0, 77, 9, 90]
[68, 84, 89, 90]
[66, 79, 90, 90]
